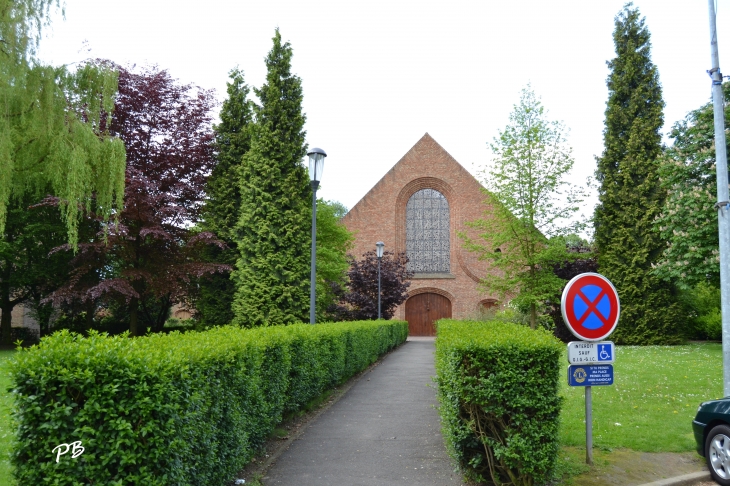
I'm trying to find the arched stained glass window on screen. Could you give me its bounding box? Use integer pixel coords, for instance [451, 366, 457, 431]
[406, 188, 450, 273]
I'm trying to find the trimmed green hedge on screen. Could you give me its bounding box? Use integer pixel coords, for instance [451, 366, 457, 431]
[435, 319, 563, 486]
[10, 320, 407, 485]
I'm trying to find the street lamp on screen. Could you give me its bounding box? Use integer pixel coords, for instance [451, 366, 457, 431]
[376, 241, 384, 320]
[308, 147, 326, 324]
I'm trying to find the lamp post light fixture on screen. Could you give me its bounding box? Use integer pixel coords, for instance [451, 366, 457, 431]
[308, 147, 327, 324]
[376, 241, 384, 320]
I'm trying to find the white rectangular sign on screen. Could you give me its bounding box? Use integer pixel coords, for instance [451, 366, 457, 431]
[567, 341, 615, 364]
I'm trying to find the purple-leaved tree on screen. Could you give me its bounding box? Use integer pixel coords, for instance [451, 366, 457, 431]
[48, 63, 227, 336]
[330, 250, 412, 321]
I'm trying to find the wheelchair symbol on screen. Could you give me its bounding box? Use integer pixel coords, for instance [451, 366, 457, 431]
[598, 345, 611, 361]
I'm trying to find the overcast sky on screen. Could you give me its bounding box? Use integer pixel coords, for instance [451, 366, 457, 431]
[38, 0, 730, 233]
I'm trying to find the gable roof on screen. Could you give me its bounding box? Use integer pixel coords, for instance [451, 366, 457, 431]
[343, 132, 485, 221]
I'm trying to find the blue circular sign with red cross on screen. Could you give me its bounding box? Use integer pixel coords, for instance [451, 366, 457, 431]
[561, 273, 620, 342]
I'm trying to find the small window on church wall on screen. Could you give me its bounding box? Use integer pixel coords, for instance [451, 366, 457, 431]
[405, 188, 450, 273]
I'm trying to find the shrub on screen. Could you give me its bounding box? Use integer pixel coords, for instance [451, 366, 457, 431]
[435, 319, 563, 486]
[697, 309, 722, 341]
[10, 320, 407, 485]
[678, 282, 722, 340]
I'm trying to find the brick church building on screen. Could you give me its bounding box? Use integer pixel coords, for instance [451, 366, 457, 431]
[341, 133, 501, 336]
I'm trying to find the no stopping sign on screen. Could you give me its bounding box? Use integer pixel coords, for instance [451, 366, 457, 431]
[561, 273, 620, 342]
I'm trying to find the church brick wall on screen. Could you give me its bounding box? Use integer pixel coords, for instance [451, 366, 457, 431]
[341, 133, 502, 322]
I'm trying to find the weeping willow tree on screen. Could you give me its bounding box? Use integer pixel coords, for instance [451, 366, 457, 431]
[0, 0, 126, 248]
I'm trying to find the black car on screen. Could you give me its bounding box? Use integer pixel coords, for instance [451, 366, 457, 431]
[693, 398, 730, 485]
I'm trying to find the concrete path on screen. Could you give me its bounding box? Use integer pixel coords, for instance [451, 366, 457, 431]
[263, 338, 466, 485]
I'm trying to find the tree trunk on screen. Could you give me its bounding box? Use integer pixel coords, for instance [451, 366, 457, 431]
[0, 274, 12, 345]
[139, 296, 172, 334]
[530, 303, 537, 330]
[152, 298, 172, 334]
[129, 297, 142, 337]
[0, 302, 13, 346]
[84, 300, 95, 333]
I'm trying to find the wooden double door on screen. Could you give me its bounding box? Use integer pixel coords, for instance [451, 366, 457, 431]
[405, 293, 452, 336]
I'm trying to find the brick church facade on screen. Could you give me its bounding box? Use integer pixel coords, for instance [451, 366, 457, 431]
[341, 133, 501, 336]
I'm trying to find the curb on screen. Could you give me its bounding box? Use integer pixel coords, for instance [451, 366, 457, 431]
[635, 470, 711, 486]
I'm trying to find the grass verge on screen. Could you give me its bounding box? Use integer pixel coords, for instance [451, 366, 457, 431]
[0, 349, 15, 486]
[559, 343, 722, 452]
[553, 447, 705, 485]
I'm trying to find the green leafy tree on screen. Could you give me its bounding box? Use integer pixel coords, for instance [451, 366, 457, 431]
[196, 68, 254, 326]
[1, 0, 126, 248]
[314, 200, 354, 321]
[232, 29, 311, 327]
[0, 196, 72, 345]
[548, 242, 598, 342]
[653, 82, 730, 289]
[594, 3, 683, 344]
[463, 87, 585, 329]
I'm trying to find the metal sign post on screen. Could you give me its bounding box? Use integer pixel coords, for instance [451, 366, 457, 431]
[567, 363, 614, 465]
[561, 273, 620, 466]
[586, 386, 592, 464]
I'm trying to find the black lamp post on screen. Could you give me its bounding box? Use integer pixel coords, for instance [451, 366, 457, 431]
[376, 241, 384, 319]
[308, 147, 326, 324]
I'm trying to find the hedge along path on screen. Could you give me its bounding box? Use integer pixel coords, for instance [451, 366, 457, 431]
[9, 320, 408, 485]
[435, 319, 564, 486]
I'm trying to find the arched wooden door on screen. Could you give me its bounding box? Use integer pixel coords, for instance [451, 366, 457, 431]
[405, 293, 452, 336]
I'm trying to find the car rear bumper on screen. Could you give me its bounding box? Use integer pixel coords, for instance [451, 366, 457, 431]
[693, 420, 706, 456]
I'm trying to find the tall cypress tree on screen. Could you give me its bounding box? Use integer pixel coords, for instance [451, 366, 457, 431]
[594, 3, 682, 344]
[232, 29, 310, 326]
[197, 68, 253, 326]
[207, 68, 254, 241]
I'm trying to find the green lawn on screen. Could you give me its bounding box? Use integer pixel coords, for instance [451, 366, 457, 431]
[559, 343, 723, 452]
[0, 350, 15, 486]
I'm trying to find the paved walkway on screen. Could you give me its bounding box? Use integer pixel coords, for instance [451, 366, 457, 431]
[263, 338, 466, 485]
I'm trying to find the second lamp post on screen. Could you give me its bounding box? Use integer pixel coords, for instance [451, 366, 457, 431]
[308, 148, 326, 324]
[376, 241, 384, 319]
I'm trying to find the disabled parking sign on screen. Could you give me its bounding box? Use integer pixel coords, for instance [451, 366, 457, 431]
[567, 341, 615, 364]
[561, 273, 620, 342]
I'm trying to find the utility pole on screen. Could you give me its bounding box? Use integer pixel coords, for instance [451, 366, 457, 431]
[708, 0, 730, 396]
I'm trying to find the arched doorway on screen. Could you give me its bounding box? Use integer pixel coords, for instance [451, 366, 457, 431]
[477, 299, 499, 317]
[405, 293, 452, 336]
